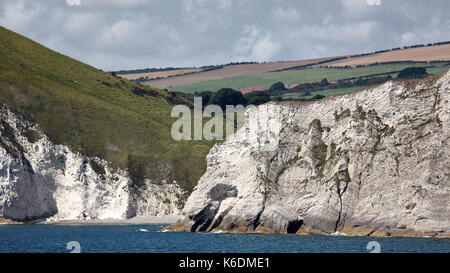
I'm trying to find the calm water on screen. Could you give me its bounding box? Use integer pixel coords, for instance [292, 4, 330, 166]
[0, 225, 449, 253]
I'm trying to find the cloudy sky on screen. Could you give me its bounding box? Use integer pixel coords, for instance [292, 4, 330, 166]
[1, 0, 449, 71]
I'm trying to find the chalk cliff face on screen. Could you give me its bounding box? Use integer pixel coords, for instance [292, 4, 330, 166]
[169, 71, 450, 237]
[0, 105, 185, 222]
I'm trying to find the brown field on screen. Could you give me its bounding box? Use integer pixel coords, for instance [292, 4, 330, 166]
[142, 57, 337, 89]
[325, 44, 450, 67]
[136, 44, 450, 89]
[119, 68, 202, 80]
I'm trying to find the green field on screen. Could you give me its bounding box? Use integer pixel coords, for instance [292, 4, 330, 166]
[170, 63, 450, 93]
[0, 26, 213, 191]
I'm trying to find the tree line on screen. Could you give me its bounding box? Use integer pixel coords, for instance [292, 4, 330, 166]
[175, 67, 430, 108]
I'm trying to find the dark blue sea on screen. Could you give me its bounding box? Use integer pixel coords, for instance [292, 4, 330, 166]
[1, 225, 449, 253]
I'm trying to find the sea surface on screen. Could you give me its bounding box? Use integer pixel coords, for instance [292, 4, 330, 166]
[0, 225, 449, 253]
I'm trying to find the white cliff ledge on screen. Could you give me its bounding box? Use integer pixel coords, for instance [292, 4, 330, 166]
[169, 71, 450, 238]
[0, 105, 186, 223]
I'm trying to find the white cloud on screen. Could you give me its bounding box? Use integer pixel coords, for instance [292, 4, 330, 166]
[341, 0, 370, 9]
[310, 21, 377, 43]
[66, 0, 81, 6]
[233, 25, 281, 62]
[272, 7, 299, 21]
[217, 0, 231, 10]
[250, 36, 281, 62]
[0, 0, 43, 31]
[97, 20, 137, 47]
[86, 0, 148, 8]
[63, 12, 99, 35]
[1, 0, 449, 70]
[400, 32, 416, 45]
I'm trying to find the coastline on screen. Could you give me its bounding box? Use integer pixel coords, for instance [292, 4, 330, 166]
[41, 215, 182, 225]
[167, 220, 450, 238]
[0, 216, 181, 225]
[4, 216, 450, 238]
[0, 219, 22, 225]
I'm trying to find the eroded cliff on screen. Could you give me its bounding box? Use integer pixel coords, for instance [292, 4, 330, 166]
[169, 71, 450, 237]
[0, 105, 186, 222]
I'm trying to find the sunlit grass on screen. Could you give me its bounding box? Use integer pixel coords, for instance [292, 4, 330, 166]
[0, 26, 212, 191]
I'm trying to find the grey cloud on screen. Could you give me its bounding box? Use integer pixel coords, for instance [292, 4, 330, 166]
[1, 0, 449, 71]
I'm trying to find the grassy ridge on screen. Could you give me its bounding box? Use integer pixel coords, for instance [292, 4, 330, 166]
[170, 63, 450, 93]
[0, 26, 212, 191]
[281, 86, 377, 100]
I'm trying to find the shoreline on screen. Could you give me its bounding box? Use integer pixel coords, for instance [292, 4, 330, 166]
[4, 216, 450, 238]
[1, 216, 181, 226]
[3, 216, 450, 238]
[167, 220, 450, 238]
[41, 215, 182, 225]
[0, 219, 22, 225]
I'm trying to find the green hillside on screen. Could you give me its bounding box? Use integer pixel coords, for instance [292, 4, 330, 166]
[0, 26, 212, 191]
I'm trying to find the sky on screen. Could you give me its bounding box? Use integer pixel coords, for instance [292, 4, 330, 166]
[1, 0, 450, 71]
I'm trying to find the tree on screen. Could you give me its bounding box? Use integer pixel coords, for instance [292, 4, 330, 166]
[244, 91, 271, 106]
[193, 90, 214, 106]
[268, 82, 287, 93]
[209, 88, 246, 110]
[397, 67, 428, 79]
[319, 78, 329, 87]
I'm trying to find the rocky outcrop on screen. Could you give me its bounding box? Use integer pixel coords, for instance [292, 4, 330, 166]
[169, 71, 450, 237]
[0, 105, 186, 222]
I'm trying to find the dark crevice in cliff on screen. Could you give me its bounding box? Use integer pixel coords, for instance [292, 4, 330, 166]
[125, 192, 138, 219]
[201, 184, 238, 231]
[334, 171, 350, 232]
[252, 207, 264, 231]
[252, 185, 267, 231]
[190, 204, 215, 232]
[252, 186, 267, 231]
[252, 167, 272, 231]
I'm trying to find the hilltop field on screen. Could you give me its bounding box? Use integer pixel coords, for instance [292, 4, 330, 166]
[326, 44, 450, 67]
[121, 43, 450, 100]
[136, 57, 338, 88]
[166, 62, 450, 93]
[119, 68, 202, 81]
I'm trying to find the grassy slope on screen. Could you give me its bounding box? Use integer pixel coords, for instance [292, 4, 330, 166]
[0, 26, 212, 191]
[282, 86, 377, 100]
[170, 63, 450, 93]
[281, 65, 450, 100]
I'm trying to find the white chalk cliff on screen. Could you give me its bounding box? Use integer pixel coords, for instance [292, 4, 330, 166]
[0, 105, 185, 222]
[169, 71, 450, 237]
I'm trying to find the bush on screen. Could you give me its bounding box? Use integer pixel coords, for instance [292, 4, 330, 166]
[312, 95, 326, 100]
[319, 78, 329, 87]
[397, 67, 428, 79]
[209, 88, 246, 110]
[24, 128, 41, 143]
[244, 91, 271, 106]
[269, 82, 287, 93]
